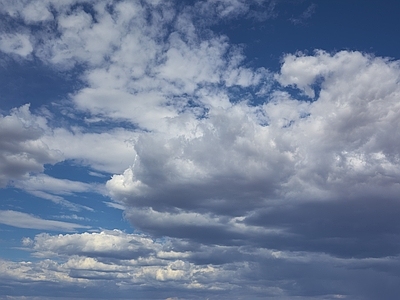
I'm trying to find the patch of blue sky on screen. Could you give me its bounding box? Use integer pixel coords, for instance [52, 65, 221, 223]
[25, 191, 129, 233]
[0, 191, 75, 259]
[42, 103, 143, 135]
[44, 160, 110, 183]
[280, 84, 316, 102]
[211, 1, 400, 72]
[0, 228, 37, 261]
[0, 58, 83, 112]
[1, 188, 87, 222]
[226, 82, 312, 108]
[0, 187, 131, 260]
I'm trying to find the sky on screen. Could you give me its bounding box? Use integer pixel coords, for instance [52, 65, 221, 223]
[1, 0, 400, 299]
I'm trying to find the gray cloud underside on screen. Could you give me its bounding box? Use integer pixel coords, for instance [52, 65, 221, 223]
[109, 52, 400, 261]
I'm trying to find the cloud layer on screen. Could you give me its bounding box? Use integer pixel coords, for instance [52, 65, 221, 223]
[3, 229, 400, 299]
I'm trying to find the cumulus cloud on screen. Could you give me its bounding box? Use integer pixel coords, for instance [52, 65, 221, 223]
[42, 127, 137, 174]
[25, 230, 159, 259]
[1, 230, 399, 299]
[0, 0, 270, 130]
[9, 230, 246, 297]
[0, 104, 60, 187]
[107, 50, 400, 260]
[0, 0, 55, 23]
[0, 33, 33, 57]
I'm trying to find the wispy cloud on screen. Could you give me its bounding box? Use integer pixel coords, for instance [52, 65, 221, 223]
[0, 210, 89, 231]
[290, 3, 316, 25]
[103, 201, 125, 210]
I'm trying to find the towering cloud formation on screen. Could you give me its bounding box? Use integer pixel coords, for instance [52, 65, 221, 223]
[107, 49, 400, 256]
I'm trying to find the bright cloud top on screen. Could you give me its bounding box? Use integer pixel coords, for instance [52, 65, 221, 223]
[1, 0, 400, 299]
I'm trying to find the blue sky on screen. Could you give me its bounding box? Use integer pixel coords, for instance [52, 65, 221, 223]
[1, 0, 400, 299]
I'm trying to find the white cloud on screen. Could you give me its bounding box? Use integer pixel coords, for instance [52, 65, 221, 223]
[21, 1, 54, 23]
[0, 0, 269, 132]
[106, 50, 400, 253]
[15, 174, 94, 195]
[13, 230, 237, 292]
[0, 104, 61, 187]
[0, 33, 33, 57]
[1, 229, 399, 299]
[103, 201, 125, 210]
[0, 210, 89, 231]
[26, 230, 160, 259]
[0, 0, 72, 24]
[14, 175, 96, 211]
[157, 33, 228, 90]
[43, 127, 137, 174]
[57, 214, 88, 221]
[1, 0, 400, 299]
[0, 104, 136, 203]
[25, 190, 93, 212]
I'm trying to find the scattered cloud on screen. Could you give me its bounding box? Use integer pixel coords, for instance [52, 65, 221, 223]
[107, 50, 400, 254]
[0, 0, 400, 299]
[290, 3, 316, 25]
[1, 230, 399, 299]
[0, 33, 33, 57]
[0, 104, 60, 187]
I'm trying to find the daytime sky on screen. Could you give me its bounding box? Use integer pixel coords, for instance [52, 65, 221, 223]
[1, 1, 400, 299]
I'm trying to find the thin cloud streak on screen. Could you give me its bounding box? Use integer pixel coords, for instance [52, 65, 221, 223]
[0, 210, 90, 231]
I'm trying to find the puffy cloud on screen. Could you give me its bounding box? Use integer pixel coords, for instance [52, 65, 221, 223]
[0, 33, 33, 57]
[1, 0, 400, 299]
[276, 51, 400, 196]
[107, 50, 400, 261]
[25, 230, 160, 259]
[43, 127, 137, 174]
[0, 0, 269, 131]
[6, 231, 246, 298]
[0, 104, 60, 187]
[1, 230, 399, 299]
[0, 0, 61, 23]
